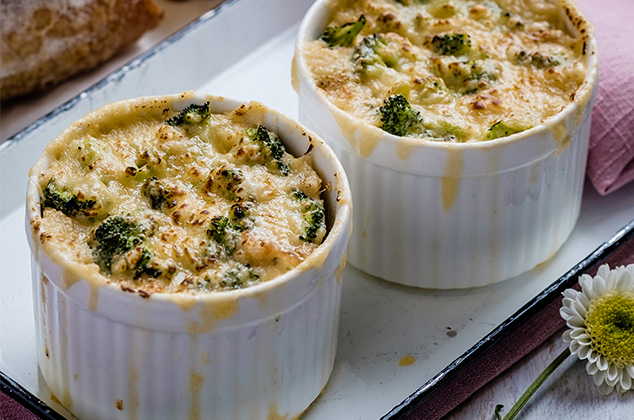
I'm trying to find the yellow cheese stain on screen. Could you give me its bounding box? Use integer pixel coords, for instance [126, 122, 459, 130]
[291, 53, 300, 93]
[188, 298, 239, 334]
[399, 354, 416, 366]
[60, 265, 103, 311]
[551, 120, 567, 144]
[189, 371, 204, 420]
[58, 300, 74, 410]
[333, 111, 384, 158]
[529, 161, 541, 186]
[170, 294, 198, 312]
[267, 404, 291, 420]
[41, 275, 48, 305]
[335, 252, 347, 283]
[441, 148, 463, 212]
[573, 103, 586, 129]
[396, 140, 416, 160]
[128, 367, 139, 420]
[201, 351, 210, 365]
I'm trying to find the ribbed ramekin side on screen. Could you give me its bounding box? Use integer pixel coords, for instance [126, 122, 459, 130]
[318, 122, 590, 289]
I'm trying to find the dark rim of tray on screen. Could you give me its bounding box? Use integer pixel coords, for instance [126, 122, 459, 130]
[382, 218, 634, 420]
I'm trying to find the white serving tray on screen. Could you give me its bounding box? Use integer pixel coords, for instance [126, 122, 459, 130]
[1, 0, 633, 418]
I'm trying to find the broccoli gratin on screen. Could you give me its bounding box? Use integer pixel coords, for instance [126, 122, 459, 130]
[302, 0, 591, 141]
[32, 94, 327, 295]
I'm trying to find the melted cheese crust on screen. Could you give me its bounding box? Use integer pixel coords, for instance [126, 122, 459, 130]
[35, 98, 326, 295]
[303, 0, 589, 141]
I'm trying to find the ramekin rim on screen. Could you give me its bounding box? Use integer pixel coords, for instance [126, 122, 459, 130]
[26, 92, 353, 306]
[294, 0, 599, 152]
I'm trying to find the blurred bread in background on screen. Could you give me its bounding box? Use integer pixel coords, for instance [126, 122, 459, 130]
[1, 0, 164, 101]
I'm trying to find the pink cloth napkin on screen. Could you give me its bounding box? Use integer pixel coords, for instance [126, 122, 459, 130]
[578, 0, 634, 195]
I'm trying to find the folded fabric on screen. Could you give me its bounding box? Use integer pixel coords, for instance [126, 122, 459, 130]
[578, 0, 634, 195]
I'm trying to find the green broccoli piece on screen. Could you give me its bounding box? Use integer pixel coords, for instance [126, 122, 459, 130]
[207, 216, 231, 246]
[142, 177, 178, 210]
[219, 264, 260, 290]
[353, 34, 400, 75]
[292, 190, 326, 243]
[42, 179, 98, 218]
[229, 202, 252, 232]
[321, 15, 366, 48]
[516, 50, 562, 69]
[206, 165, 244, 200]
[485, 121, 524, 140]
[246, 125, 290, 176]
[379, 94, 423, 137]
[90, 215, 161, 278]
[167, 102, 211, 126]
[431, 33, 471, 56]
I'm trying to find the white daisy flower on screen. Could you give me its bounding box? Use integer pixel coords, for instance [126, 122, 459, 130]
[560, 263, 634, 395]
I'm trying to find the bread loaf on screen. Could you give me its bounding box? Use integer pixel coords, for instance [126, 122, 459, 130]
[1, 0, 163, 100]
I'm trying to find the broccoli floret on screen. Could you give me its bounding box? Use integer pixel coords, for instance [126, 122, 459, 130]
[167, 102, 211, 126]
[516, 50, 562, 69]
[431, 33, 471, 56]
[90, 215, 161, 278]
[206, 215, 243, 255]
[206, 165, 244, 200]
[246, 125, 290, 176]
[219, 264, 260, 290]
[485, 121, 524, 140]
[42, 179, 99, 218]
[321, 15, 366, 48]
[432, 58, 499, 94]
[142, 177, 180, 210]
[207, 216, 231, 245]
[228, 202, 252, 232]
[292, 190, 326, 243]
[353, 34, 400, 75]
[379, 94, 424, 137]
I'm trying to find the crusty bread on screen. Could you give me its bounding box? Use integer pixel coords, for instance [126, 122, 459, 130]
[0, 0, 164, 100]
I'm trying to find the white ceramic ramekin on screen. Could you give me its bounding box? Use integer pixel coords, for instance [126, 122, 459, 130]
[26, 93, 352, 420]
[293, 0, 598, 289]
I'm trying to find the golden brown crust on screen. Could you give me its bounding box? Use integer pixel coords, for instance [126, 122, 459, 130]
[0, 0, 164, 100]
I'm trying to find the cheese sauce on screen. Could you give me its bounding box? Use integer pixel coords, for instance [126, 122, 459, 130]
[303, 0, 588, 142]
[34, 97, 327, 295]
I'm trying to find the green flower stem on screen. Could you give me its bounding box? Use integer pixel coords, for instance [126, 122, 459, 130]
[496, 346, 572, 420]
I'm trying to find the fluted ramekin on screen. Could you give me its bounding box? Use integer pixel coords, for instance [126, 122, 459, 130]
[26, 92, 352, 419]
[293, 0, 598, 289]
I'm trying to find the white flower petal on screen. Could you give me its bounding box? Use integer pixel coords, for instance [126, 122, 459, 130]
[570, 299, 588, 319]
[592, 274, 607, 296]
[594, 369, 607, 386]
[577, 344, 591, 360]
[586, 350, 598, 364]
[620, 372, 632, 391]
[614, 267, 634, 291]
[586, 360, 599, 375]
[579, 275, 596, 299]
[561, 264, 634, 397]
[566, 315, 585, 328]
[606, 366, 620, 385]
[596, 264, 611, 280]
[598, 381, 614, 395]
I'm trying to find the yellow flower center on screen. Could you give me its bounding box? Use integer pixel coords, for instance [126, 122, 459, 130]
[586, 290, 634, 368]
